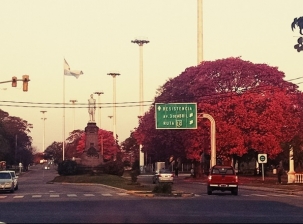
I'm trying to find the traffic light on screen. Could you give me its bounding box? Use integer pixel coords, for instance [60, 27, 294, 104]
[12, 76, 17, 87]
[22, 75, 29, 92]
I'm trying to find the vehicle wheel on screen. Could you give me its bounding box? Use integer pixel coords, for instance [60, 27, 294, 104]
[207, 186, 212, 195]
[232, 188, 238, 195]
[152, 179, 155, 184]
[15, 184, 18, 190]
[10, 188, 14, 193]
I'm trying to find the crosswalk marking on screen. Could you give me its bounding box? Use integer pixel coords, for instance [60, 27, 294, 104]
[50, 194, 59, 198]
[32, 195, 42, 198]
[13, 195, 24, 198]
[0, 192, 299, 199]
[67, 194, 77, 197]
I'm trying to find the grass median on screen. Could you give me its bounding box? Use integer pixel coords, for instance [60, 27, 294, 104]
[51, 172, 154, 192]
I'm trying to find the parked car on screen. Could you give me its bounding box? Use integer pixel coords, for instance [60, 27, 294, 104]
[8, 170, 18, 190]
[152, 169, 174, 184]
[0, 171, 15, 193]
[207, 165, 238, 195]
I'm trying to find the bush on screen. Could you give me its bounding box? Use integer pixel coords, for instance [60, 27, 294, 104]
[152, 183, 172, 194]
[102, 160, 124, 176]
[58, 160, 77, 176]
[130, 169, 140, 183]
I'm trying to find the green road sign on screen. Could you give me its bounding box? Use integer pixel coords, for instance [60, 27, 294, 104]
[155, 103, 197, 129]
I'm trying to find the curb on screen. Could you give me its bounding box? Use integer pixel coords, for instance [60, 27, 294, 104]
[127, 190, 195, 197]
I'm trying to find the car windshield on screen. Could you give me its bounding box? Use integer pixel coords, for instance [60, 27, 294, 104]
[159, 169, 171, 174]
[0, 173, 11, 179]
[212, 168, 234, 175]
[9, 172, 15, 178]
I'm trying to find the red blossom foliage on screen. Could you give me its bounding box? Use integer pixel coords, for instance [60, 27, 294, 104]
[76, 129, 119, 161]
[134, 57, 302, 163]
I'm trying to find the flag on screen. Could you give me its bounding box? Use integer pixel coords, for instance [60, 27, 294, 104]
[64, 59, 83, 79]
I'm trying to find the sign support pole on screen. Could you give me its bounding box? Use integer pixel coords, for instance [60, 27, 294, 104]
[262, 163, 264, 182]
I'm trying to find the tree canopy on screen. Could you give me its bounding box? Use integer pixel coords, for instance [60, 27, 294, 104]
[134, 57, 302, 165]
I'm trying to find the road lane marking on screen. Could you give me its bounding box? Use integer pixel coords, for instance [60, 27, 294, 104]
[83, 194, 95, 197]
[13, 195, 24, 198]
[0, 196, 7, 199]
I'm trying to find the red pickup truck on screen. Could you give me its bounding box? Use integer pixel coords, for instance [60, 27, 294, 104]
[207, 165, 238, 195]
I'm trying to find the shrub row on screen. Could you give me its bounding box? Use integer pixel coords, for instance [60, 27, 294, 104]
[58, 160, 124, 176]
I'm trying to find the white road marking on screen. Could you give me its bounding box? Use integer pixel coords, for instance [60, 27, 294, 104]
[13, 195, 24, 198]
[50, 194, 59, 197]
[83, 194, 95, 197]
[67, 194, 77, 197]
[32, 195, 42, 198]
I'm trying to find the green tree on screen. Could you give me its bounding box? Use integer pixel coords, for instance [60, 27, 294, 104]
[44, 141, 63, 164]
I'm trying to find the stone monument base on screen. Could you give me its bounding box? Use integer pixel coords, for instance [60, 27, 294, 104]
[79, 122, 104, 168]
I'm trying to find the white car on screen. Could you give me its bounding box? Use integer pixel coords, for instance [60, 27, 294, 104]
[8, 171, 18, 190]
[0, 171, 15, 193]
[152, 169, 174, 184]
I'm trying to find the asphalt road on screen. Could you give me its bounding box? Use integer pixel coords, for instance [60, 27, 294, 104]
[1, 165, 303, 223]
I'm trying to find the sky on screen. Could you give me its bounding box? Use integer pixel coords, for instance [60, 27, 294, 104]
[1, 0, 303, 153]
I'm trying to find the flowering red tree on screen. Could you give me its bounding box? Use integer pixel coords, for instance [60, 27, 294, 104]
[76, 129, 119, 161]
[134, 57, 301, 165]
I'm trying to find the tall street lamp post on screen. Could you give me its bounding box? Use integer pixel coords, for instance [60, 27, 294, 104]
[108, 115, 113, 133]
[40, 111, 47, 152]
[69, 100, 77, 131]
[107, 72, 120, 141]
[197, 0, 203, 64]
[94, 92, 104, 128]
[132, 37, 149, 173]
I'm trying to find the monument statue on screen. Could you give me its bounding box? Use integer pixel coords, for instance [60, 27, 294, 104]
[88, 94, 96, 122]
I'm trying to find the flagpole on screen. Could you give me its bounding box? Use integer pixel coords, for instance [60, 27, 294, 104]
[62, 58, 83, 162]
[63, 60, 65, 161]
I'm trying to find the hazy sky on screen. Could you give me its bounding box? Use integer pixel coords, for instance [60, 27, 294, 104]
[1, 0, 303, 152]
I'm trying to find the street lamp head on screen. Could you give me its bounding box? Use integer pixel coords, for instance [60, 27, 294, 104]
[70, 100, 77, 103]
[107, 71, 121, 77]
[94, 91, 104, 95]
[131, 36, 149, 45]
[40, 110, 47, 114]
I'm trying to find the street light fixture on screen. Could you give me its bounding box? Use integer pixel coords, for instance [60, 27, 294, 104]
[40, 111, 47, 152]
[94, 92, 104, 128]
[132, 37, 149, 172]
[107, 72, 120, 140]
[69, 100, 77, 131]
